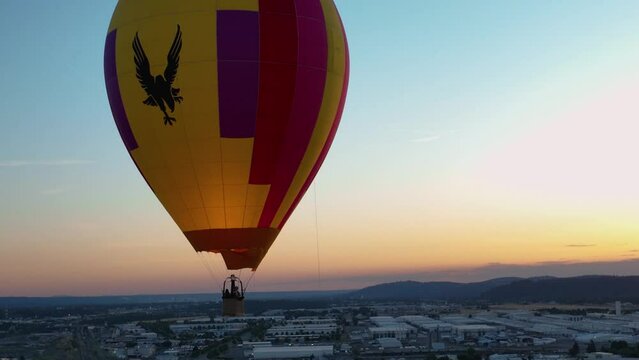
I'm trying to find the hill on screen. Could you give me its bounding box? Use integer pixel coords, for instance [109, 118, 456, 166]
[348, 277, 521, 300]
[483, 275, 639, 303]
[350, 275, 639, 303]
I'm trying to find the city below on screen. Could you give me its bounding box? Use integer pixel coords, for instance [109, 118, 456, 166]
[3, 0, 638, 359]
[1, 276, 638, 360]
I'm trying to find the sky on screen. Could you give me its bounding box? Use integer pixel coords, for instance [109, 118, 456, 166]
[1, 0, 639, 296]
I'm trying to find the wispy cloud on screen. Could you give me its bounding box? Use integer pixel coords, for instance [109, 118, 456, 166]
[41, 188, 66, 196]
[410, 129, 461, 144]
[0, 160, 94, 167]
[565, 244, 596, 248]
[411, 135, 442, 143]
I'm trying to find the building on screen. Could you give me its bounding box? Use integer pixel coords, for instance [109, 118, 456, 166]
[127, 343, 156, 359]
[490, 354, 525, 360]
[586, 353, 623, 360]
[266, 317, 338, 341]
[453, 325, 498, 340]
[169, 321, 247, 337]
[266, 323, 337, 340]
[575, 334, 639, 344]
[369, 324, 416, 339]
[252, 345, 334, 359]
[242, 341, 273, 358]
[376, 337, 402, 349]
[368, 316, 417, 339]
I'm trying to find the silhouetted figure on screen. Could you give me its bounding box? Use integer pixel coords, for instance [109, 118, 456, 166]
[222, 275, 244, 299]
[222, 274, 245, 316]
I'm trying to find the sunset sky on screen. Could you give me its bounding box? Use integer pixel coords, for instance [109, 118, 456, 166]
[1, 0, 639, 296]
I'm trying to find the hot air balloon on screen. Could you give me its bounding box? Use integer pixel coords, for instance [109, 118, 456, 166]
[104, 0, 349, 315]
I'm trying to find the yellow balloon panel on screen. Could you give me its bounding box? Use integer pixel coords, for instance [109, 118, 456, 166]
[109, 8, 247, 233]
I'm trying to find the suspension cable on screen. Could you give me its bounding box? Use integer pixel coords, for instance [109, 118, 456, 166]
[197, 252, 221, 288]
[314, 182, 321, 290]
[244, 271, 257, 292]
[209, 253, 229, 281]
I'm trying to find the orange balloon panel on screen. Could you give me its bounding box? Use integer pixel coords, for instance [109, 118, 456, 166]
[104, 0, 349, 270]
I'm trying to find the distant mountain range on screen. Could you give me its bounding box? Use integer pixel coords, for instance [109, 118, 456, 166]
[483, 275, 639, 303]
[351, 275, 639, 303]
[2, 276, 637, 308]
[348, 277, 521, 300]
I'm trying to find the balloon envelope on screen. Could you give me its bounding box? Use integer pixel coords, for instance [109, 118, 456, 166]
[104, 0, 349, 270]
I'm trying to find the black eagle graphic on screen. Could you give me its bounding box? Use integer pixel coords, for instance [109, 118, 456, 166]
[133, 25, 183, 126]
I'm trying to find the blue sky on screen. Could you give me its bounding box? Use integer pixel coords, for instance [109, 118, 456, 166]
[1, 1, 639, 295]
